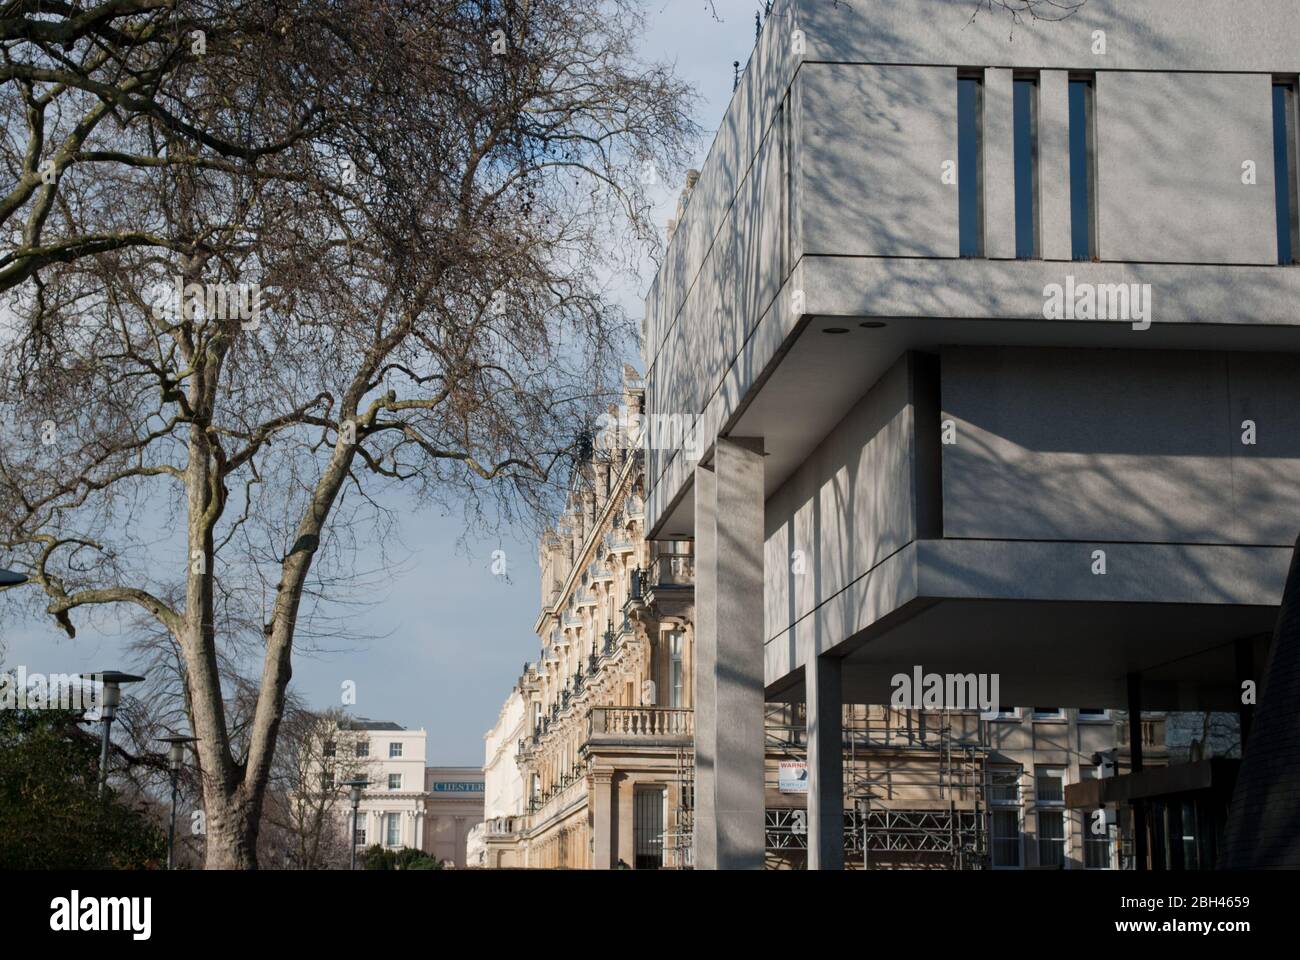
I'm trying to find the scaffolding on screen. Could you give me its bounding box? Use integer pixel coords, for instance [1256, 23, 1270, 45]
[846, 705, 988, 869]
[765, 704, 990, 869]
[666, 742, 694, 868]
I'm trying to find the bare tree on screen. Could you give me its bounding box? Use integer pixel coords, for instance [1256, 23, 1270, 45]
[0, 1, 695, 867]
[263, 707, 377, 870]
[967, 0, 1090, 37]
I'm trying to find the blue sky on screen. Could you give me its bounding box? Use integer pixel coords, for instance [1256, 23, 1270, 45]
[0, 1, 764, 766]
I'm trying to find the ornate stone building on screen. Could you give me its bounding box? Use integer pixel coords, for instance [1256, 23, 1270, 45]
[484, 370, 698, 869]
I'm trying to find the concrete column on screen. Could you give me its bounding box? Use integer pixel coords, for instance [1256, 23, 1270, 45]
[1039, 70, 1073, 260]
[692, 464, 718, 869]
[985, 68, 1017, 259]
[806, 653, 843, 870]
[703, 437, 767, 869]
[590, 772, 614, 868]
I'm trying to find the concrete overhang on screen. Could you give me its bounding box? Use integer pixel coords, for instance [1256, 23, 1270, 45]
[649, 256, 1300, 540]
[763, 538, 1284, 710]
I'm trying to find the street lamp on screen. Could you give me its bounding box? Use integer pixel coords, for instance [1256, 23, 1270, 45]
[341, 778, 370, 871]
[157, 734, 199, 870]
[80, 670, 145, 798]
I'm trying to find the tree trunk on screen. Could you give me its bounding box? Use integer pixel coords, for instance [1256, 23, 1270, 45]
[203, 787, 260, 870]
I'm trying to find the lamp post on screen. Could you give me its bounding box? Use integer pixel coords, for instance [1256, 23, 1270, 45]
[80, 670, 145, 798]
[341, 778, 370, 871]
[157, 734, 199, 870]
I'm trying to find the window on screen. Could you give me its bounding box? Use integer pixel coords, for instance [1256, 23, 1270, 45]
[988, 764, 1022, 868]
[1084, 823, 1112, 868]
[634, 788, 666, 870]
[1078, 708, 1109, 722]
[388, 741, 402, 758]
[355, 740, 369, 758]
[1013, 75, 1040, 258]
[388, 773, 402, 791]
[1033, 769, 1069, 863]
[1038, 811, 1067, 867]
[1036, 766, 1066, 805]
[988, 765, 1022, 806]
[1068, 75, 1097, 260]
[669, 632, 684, 708]
[782, 92, 794, 278]
[987, 705, 1020, 720]
[990, 810, 1022, 868]
[958, 72, 985, 257]
[322, 740, 336, 758]
[385, 812, 401, 847]
[1032, 707, 1065, 720]
[1273, 81, 1298, 263]
[321, 771, 334, 790]
[1082, 768, 1113, 869]
[354, 827, 366, 847]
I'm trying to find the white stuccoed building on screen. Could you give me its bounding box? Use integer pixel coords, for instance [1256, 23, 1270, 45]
[336, 718, 428, 851]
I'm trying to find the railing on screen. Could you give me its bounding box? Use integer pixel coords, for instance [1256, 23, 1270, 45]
[485, 817, 518, 837]
[588, 706, 693, 739]
[650, 553, 694, 587]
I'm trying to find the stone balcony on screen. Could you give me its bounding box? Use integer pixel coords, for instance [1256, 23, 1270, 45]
[640, 552, 694, 620]
[584, 706, 693, 749]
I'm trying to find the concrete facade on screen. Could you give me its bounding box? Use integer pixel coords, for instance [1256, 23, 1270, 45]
[643, 0, 1300, 867]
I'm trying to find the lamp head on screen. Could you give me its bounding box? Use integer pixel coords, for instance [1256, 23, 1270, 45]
[157, 735, 199, 772]
[341, 777, 371, 806]
[80, 671, 145, 720]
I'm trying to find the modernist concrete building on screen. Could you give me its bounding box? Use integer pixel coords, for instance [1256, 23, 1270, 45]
[642, 0, 1300, 868]
[474, 372, 1176, 868]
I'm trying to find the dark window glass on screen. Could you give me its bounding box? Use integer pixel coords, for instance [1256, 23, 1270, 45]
[1273, 83, 1298, 264]
[959, 75, 984, 257]
[1014, 78, 1039, 258]
[1069, 78, 1096, 260]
